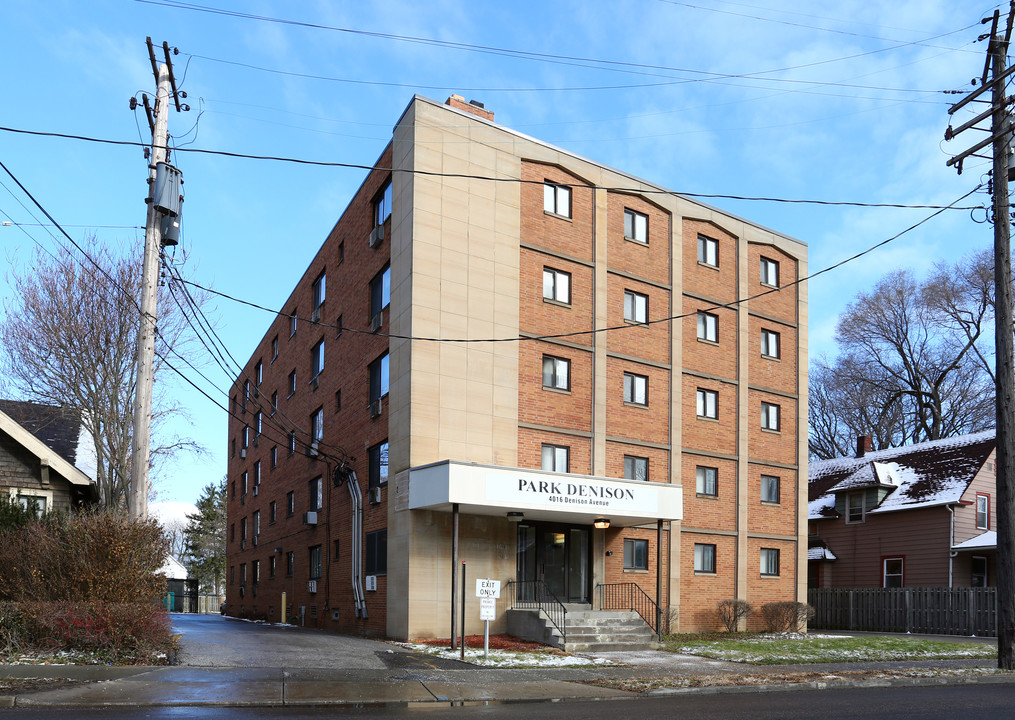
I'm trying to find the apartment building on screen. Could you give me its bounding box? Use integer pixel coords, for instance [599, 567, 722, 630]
[224, 94, 808, 638]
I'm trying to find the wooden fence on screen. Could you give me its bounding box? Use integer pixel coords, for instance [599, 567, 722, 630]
[808, 587, 997, 637]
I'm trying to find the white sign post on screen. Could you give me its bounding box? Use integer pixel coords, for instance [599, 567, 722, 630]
[476, 579, 500, 659]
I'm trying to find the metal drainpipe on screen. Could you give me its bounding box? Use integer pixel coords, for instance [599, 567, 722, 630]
[347, 470, 367, 617]
[948, 504, 958, 588]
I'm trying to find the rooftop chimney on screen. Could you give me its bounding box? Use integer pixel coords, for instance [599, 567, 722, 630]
[856, 435, 873, 458]
[445, 94, 494, 121]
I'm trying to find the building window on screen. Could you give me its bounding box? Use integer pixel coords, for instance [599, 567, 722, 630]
[694, 543, 716, 573]
[698, 234, 718, 267]
[541, 444, 569, 473]
[624, 290, 648, 324]
[624, 455, 648, 482]
[286, 491, 295, 516]
[230, 523, 235, 542]
[252, 510, 260, 538]
[253, 461, 261, 490]
[241, 472, 248, 497]
[623, 372, 648, 405]
[269, 501, 277, 524]
[309, 545, 322, 580]
[369, 440, 389, 488]
[286, 551, 295, 577]
[883, 557, 903, 587]
[976, 493, 990, 530]
[696, 466, 717, 496]
[338, 241, 345, 263]
[240, 517, 247, 541]
[696, 388, 718, 419]
[761, 402, 781, 431]
[254, 412, 262, 438]
[289, 310, 298, 337]
[761, 257, 780, 287]
[288, 431, 296, 456]
[309, 477, 323, 512]
[310, 407, 324, 453]
[255, 361, 262, 387]
[623, 538, 648, 570]
[231, 438, 236, 458]
[288, 370, 297, 397]
[542, 355, 571, 391]
[242, 426, 249, 450]
[269, 556, 276, 579]
[761, 329, 781, 358]
[271, 335, 278, 362]
[311, 339, 325, 379]
[18, 495, 47, 518]
[624, 208, 648, 243]
[243, 381, 250, 411]
[240, 563, 247, 587]
[761, 475, 780, 504]
[846, 491, 865, 523]
[375, 180, 392, 228]
[336, 314, 343, 338]
[270, 446, 278, 468]
[543, 267, 571, 304]
[370, 265, 391, 318]
[312, 272, 326, 320]
[369, 352, 390, 402]
[761, 548, 780, 577]
[270, 391, 278, 415]
[697, 311, 718, 342]
[972, 556, 988, 587]
[543, 181, 571, 218]
[366, 529, 387, 574]
[334, 539, 341, 561]
[335, 390, 342, 413]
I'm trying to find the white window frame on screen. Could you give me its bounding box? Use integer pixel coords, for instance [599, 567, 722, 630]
[542, 355, 571, 391]
[374, 180, 392, 227]
[697, 311, 718, 342]
[312, 273, 326, 314]
[761, 548, 780, 577]
[761, 329, 780, 358]
[972, 555, 988, 587]
[309, 476, 323, 512]
[543, 181, 572, 218]
[311, 407, 324, 450]
[624, 208, 648, 243]
[696, 388, 718, 419]
[624, 455, 648, 482]
[624, 290, 648, 324]
[289, 310, 298, 337]
[697, 234, 718, 267]
[761, 402, 781, 431]
[542, 267, 571, 304]
[623, 372, 648, 405]
[976, 493, 990, 530]
[370, 265, 391, 317]
[694, 543, 716, 573]
[623, 538, 649, 570]
[761, 257, 780, 287]
[311, 339, 325, 379]
[541, 444, 569, 473]
[696, 466, 717, 496]
[761, 474, 780, 504]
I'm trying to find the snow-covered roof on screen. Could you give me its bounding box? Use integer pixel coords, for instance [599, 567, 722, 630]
[808, 545, 837, 561]
[809, 430, 995, 520]
[159, 554, 188, 579]
[952, 530, 996, 551]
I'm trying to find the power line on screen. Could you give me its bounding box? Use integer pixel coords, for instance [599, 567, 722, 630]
[0, 125, 983, 211]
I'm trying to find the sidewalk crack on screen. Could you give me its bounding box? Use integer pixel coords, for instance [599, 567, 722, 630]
[419, 679, 447, 701]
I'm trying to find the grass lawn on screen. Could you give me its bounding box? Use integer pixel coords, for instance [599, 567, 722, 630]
[660, 632, 998, 664]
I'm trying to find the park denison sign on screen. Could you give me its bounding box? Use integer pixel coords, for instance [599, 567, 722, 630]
[485, 470, 658, 515]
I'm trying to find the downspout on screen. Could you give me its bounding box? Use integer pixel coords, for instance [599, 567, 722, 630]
[347, 470, 367, 618]
[948, 505, 957, 588]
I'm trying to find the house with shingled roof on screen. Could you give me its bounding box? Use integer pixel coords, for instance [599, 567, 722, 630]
[0, 400, 99, 514]
[808, 431, 996, 590]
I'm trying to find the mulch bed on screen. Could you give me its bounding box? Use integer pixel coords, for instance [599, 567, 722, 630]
[416, 634, 563, 653]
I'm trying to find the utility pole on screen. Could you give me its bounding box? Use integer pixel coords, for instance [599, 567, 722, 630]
[129, 39, 187, 521]
[944, 4, 1015, 670]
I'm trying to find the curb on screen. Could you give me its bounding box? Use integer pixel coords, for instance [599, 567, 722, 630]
[645, 673, 1015, 697]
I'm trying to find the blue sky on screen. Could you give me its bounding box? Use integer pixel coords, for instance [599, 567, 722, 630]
[0, 0, 1002, 505]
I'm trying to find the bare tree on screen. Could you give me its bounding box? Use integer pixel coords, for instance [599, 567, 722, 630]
[0, 243, 207, 509]
[810, 256, 996, 459]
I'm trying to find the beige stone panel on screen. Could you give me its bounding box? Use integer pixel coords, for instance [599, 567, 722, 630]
[441, 218, 470, 255]
[411, 273, 442, 313]
[467, 317, 495, 342]
[466, 375, 495, 411]
[442, 135, 470, 163]
[439, 373, 468, 412]
[493, 232, 521, 267]
[439, 342, 469, 379]
[439, 280, 469, 317]
[468, 255, 496, 286]
[413, 209, 443, 247]
[491, 293, 520, 330]
[441, 248, 470, 280]
[438, 311, 469, 340]
[492, 384, 517, 419]
[409, 433, 439, 466]
[494, 199, 520, 233]
[492, 353, 518, 388]
[439, 439, 469, 464]
[411, 250, 444, 285]
[466, 412, 495, 450]
[414, 181, 443, 216]
[469, 175, 497, 203]
[468, 196, 498, 231]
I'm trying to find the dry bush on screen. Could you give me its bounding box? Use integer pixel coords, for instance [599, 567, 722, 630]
[716, 599, 752, 632]
[760, 601, 815, 632]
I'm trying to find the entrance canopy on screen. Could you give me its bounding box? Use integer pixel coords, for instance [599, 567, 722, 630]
[408, 460, 682, 527]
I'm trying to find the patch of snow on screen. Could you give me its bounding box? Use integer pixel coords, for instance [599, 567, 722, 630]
[396, 643, 614, 668]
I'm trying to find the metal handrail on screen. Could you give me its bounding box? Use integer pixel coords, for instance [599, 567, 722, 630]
[597, 582, 660, 635]
[507, 580, 567, 644]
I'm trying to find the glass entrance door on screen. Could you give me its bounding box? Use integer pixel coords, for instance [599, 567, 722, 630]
[517, 524, 590, 603]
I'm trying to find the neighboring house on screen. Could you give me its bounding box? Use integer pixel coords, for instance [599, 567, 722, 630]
[808, 431, 996, 589]
[0, 399, 99, 513]
[159, 554, 197, 612]
[225, 93, 809, 638]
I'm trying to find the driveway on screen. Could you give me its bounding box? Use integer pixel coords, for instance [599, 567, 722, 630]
[170, 613, 410, 669]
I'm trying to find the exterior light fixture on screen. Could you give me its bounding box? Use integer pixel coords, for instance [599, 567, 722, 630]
[593, 518, 611, 529]
[507, 511, 524, 522]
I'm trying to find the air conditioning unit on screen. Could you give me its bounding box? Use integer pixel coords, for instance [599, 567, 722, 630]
[369, 486, 382, 504]
[252, 387, 259, 398]
[370, 311, 383, 332]
[239, 448, 247, 459]
[239, 586, 245, 598]
[310, 306, 321, 323]
[306, 442, 319, 458]
[365, 575, 377, 591]
[369, 398, 382, 418]
[251, 535, 258, 547]
[252, 435, 259, 447]
[303, 511, 318, 526]
[239, 538, 246, 550]
[368, 225, 384, 248]
[240, 495, 246, 506]
[307, 580, 318, 593]
[252, 485, 259, 497]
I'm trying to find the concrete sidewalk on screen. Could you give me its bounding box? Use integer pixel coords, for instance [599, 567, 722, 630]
[1, 649, 1011, 708]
